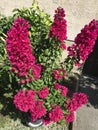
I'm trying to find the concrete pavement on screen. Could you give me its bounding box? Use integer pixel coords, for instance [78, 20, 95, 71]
[73, 75, 98, 130]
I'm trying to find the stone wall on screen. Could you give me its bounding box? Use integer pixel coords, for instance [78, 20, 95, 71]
[0, 0, 98, 40]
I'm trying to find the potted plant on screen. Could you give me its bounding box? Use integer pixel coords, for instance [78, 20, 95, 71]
[2, 1, 98, 129]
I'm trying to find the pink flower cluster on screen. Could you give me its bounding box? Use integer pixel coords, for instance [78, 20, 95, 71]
[60, 42, 66, 50]
[13, 90, 36, 112]
[49, 105, 63, 122]
[6, 17, 42, 82]
[53, 68, 66, 80]
[30, 100, 46, 122]
[66, 92, 88, 112]
[14, 89, 47, 121]
[65, 92, 88, 122]
[42, 117, 52, 125]
[38, 86, 49, 99]
[65, 111, 74, 123]
[32, 64, 43, 80]
[68, 19, 98, 61]
[55, 83, 68, 97]
[6, 17, 35, 76]
[49, 7, 67, 41]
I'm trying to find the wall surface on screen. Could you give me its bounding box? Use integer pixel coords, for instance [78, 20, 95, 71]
[0, 0, 98, 40]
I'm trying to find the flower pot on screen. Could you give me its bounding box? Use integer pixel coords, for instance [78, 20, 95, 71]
[26, 119, 43, 128]
[25, 113, 43, 128]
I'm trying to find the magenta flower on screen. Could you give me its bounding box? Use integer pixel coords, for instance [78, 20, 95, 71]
[38, 86, 49, 99]
[27, 90, 36, 111]
[49, 7, 67, 41]
[54, 83, 68, 97]
[49, 105, 63, 122]
[26, 76, 32, 83]
[54, 83, 62, 90]
[60, 43, 66, 50]
[30, 100, 46, 122]
[53, 69, 66, 80]
[66, 92, 88, 111]
[61, 86, 68, 97]
[72, 92, 88, 107]
[14, 90, 29, 112]
[75, 62, 81, 67]
[21, 79, 25, 84]
[68, 19, 98, 62]
[32, 64, 42, 80]
[65, 111, 75, 122]
[6, 17, 35, 80]
[42, 117, 52, 125]
[66, 98, 79, 111]
[13, 89, 36, 112]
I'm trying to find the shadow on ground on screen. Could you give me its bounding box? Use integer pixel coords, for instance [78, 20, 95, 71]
[79, 74, 98, 108]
